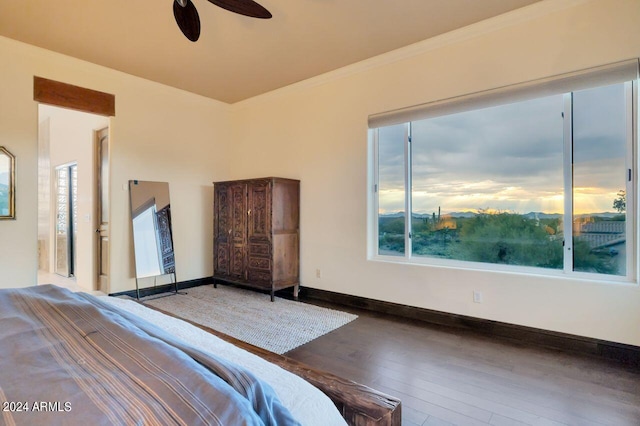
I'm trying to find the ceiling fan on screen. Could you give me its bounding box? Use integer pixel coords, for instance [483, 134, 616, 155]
[173, 0, 272, 42]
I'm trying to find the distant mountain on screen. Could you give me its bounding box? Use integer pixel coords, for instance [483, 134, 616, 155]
[381, 211, 619, 219]
[575, 212, 622, 219]
[410, 211, 478, 218]
[442, 211, 478, 218]
[522, 212, 562, 220]
[381, 211, 479, 218]
[380, 212, 405, 218]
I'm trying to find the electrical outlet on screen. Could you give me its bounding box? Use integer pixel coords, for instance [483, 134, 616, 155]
[316, 269, 322, 279]
[473, 291, 483, 303]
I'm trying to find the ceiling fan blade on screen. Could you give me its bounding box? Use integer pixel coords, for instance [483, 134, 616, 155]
[173, 0, 201, 42]
[206, 0, 272, 19]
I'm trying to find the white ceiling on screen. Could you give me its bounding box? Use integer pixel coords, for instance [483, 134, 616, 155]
[0, 0, 540, 103]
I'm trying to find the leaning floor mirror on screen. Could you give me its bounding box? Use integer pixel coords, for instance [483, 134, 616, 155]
[129, 180, 177, 299]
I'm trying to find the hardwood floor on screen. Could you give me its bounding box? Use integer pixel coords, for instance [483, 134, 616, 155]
[285, 301, 640, 426]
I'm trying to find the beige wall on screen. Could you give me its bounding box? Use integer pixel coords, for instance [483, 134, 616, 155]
[0, 36, 233, 293]
[229, 0, 640, 346]
[129, 181, 171, 214]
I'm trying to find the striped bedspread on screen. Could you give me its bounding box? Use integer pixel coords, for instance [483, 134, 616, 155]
[0, 285, 300, 425]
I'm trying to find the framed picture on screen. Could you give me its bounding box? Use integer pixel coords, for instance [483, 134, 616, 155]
[0, 146, 15, 220]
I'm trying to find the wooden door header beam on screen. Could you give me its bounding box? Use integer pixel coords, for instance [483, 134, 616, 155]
[34, 76, 115, 117]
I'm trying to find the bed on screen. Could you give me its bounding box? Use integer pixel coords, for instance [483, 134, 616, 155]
[0, 284, 400, 425]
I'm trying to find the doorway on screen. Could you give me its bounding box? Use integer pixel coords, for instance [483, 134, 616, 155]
[34, 77, 115, 293]
[37, 105, 109, 292]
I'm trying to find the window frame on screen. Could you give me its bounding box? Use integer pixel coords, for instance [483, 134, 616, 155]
[369, 79, 638, 284]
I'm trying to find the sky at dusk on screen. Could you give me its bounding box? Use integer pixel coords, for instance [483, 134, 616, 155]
[378, 83, 628, 216]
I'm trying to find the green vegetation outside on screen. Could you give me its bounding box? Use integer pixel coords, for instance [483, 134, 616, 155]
[379, 210, 623, 275]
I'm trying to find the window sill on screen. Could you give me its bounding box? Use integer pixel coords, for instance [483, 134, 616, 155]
[368, 253, 638, 286]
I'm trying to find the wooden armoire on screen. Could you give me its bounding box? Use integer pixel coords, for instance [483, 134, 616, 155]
[213, 177, 300, 301]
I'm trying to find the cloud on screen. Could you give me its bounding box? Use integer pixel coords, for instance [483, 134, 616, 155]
[377, 83, 628, 215]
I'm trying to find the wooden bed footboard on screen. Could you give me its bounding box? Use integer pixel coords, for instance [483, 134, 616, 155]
[150, 305, 402, 426]
[265, 355, 402, 426]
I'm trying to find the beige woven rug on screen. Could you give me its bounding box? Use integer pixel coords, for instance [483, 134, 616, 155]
[143, 285, 357, 354]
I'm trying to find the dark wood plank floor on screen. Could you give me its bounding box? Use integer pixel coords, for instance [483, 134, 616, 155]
[285, 301, 640, 426]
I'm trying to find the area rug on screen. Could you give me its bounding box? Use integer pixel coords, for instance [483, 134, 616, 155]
[143, 285, 357, 354]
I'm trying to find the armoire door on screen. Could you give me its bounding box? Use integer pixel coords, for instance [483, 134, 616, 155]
[228, 182, 247, 280]
[247, 179, 271, 240]
[214, 183, 231, 277]
[246, 179, 272, 284]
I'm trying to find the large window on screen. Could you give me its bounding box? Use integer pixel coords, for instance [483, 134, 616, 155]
[371, 65, 636, 281]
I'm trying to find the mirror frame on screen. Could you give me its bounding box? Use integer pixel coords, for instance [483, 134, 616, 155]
[0, 146, 15, 220]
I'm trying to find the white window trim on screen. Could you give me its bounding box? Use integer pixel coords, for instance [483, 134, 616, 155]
[562, 93, 573, 273]
[369, 70, 638, 285]
[627, 81, 638, 281]
[404, 123, 412, 257]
